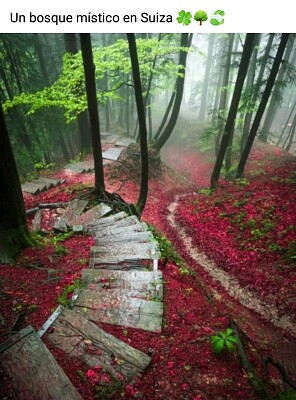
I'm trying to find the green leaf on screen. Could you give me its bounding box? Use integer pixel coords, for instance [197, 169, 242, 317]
[213, 339, 224, 353]
[225, 328, 233, 337]
[225, 340, 235, 352]
[226, 336, 239, 343]
[178, 10, 186, 17]
[184, 19, 191, 26]
[185, 12, 192, 19]
[177, 17, 184, 23]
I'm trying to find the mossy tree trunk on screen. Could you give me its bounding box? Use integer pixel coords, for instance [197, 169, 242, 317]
[0, 101, 30, 264]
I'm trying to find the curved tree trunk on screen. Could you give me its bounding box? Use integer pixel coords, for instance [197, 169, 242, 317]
[152, 34, 192, 153]
[127, 34, 149, 217]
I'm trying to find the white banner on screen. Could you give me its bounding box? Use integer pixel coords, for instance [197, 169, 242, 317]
[0, 0, 295, 33]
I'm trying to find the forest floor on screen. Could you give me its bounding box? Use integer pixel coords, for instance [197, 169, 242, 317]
[0, 140, 296, 400]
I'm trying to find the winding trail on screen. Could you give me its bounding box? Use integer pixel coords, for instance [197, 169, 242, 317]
[167, 193, 296, 337]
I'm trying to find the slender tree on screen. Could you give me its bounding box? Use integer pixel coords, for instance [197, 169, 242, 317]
[210, 34, 256, 189]
[0, 101, 30, 264]
[80, 34, 105, 195]
[237, 34, 290, 177]
[198, 35, 215, 121]
[153, 33, 192, 152]
[64, 33, 91, 154]
[127, 33, 149, 217]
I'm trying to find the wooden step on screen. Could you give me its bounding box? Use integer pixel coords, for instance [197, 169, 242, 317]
[115, 138, 136, 147]
[93, 222, 148, 238]
[22, 178, 64, 194]
[54, 199, 88, 232]
[90, 242, 159, 259]
[82, 269, 163, 300]
[0, 326, 83, 400]
[47, 309, 151, 382]
[86, 212, 127, 233]
[64, 160, 95, 173]
[68, 203, 112, 227]
[95, 231, 153, 244]
[73, 289, 163, 332]
[102, 147, 124, 161]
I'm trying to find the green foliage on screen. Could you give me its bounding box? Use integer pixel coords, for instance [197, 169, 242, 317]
[148, 225, 194, 275]
[283, 240, 296, 264]
[274, 389, 296, 400]
[34, 161, 55, 172]
[57, 279, 83, 307]
[4, 37, 188, 123]
[210, 328, 238, 354]
[198, 188, 214, 196]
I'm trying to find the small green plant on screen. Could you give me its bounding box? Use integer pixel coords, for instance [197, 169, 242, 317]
[198, 188, 213, 196]
[210, 328, 238, 353]
[34, 161, 55, 172]
[283, 241, 296, 264]
[57, 279, 83, 307]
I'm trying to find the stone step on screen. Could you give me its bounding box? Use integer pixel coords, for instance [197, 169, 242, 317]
[86, 211, 127, 233]
[54, 199, 88, 232]
[87, 215, 141, 235]
[82, 269, 163, 300]
[0, 326, 83, 400]
[73, 289, 163, 332]
[22, 178, 64, 194]
[115, 137, 136, 147]
[64, 160, 96, 173]
[90, 242, 159, 258]
[68, 203, 112, 227]
[47, 309, 151, 382]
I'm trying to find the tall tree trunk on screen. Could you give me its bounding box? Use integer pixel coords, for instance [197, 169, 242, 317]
[215, 34, 235, 157]
[284, 111, 296, 151]
[153, 34, 192, 152]
[237, 34, 290, 177]
[64, 33, 91, 154]
[210, 34, 256, 189]
[34, 34, 50, 86]
[277, 98, 296, 146]
[198, 35, 215, 121]
[80, 34, 105, 195]
[127, 33, 149, 217]
[0, 101, 30, 264]
[259, 36, 294, 142]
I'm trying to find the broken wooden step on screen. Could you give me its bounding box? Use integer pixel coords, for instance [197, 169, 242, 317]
[31, 209, 42, 231]
[73, 289, 163, 332]
[86, 211, 127, 234]
[47, 309, 151, 382]
[54, 199, 88, 232]
[0, 326, 83, 400]
[102, 147, 124, 161]
[82, 269, 163, 300]
[68, 203, 112, 227]
[87, 215, 142, 235]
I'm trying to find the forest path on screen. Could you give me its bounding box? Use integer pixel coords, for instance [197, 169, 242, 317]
[166, 192, 296, 384]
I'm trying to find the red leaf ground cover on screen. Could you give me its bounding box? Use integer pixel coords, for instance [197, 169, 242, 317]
[1, 142, 295, 399]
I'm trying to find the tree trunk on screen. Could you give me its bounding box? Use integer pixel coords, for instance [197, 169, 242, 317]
[237, 34, 290, 177]
[127, 33, 149, 217]
[284, 111, 296, 151]
[80, 34, 105, 194]
[210, 34, 256, 189]
[198, 35, 215, 121]
[259, 35, 294, 142]
[153, 34, 192, 152]
[277, 98, 296, 146]
[64, 33, 91, 154]
[0, 101, 30, 264]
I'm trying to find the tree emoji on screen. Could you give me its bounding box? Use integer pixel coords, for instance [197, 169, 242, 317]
[194, 10, 208, 26]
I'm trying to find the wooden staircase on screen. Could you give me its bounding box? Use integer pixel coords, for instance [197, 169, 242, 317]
[0, 202, 163, 399]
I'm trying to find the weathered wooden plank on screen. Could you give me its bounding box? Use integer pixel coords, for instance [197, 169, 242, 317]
[34, 177, 64, 187]
[88, 216, 141, 237]
[85, 212, 127, 234]
[90, 242, 159, 259]
[68, 203, 112, 227]
[96, 231, 153, 244]
[89, 259, 153, 268]
[0, 326, 83, 400]
[82, 269, 163, 300]
[102, 147, 124, 161]
[31, 209, 42, 231]
[115, 138, 136, 147]
[93, 222, 148, 238]
[65, 160, 94, 173]
[73, 290, 163, 332]
[54, 199, 88, 232]
[48, 309, 151, 381]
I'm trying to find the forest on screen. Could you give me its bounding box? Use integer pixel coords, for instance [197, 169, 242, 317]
[0, 33, 296, 400]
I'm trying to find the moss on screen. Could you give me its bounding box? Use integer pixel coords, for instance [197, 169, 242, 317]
[0, 224, 31, 263]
